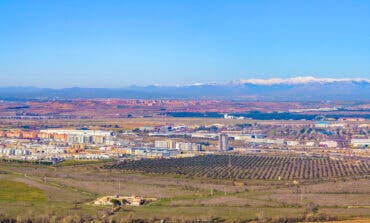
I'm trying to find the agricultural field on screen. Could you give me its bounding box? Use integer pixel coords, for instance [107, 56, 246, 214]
[108, 155, 369, 180]
[0, 159, 369, 222]
[0, 180, 46, 202]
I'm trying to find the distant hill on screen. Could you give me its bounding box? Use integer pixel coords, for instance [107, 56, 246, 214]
[0, 77, 369, 101]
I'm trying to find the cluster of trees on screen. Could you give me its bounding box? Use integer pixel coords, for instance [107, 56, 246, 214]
[109, 155, 369, 180]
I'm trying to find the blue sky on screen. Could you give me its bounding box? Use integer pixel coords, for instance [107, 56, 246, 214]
[0, 0, 369, 88]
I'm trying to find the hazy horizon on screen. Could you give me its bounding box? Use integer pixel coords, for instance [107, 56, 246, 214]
[0, 76, 368, 89]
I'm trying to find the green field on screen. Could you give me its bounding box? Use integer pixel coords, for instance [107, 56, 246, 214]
[0, 160, 369, 222]
[0, 180, 46, 202]
[56, 159, 111, 167]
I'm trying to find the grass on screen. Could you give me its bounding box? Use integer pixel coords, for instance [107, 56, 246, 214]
[117, 206, 305, 221]
[0, 180, 46, 202]
[56, 159, 111, 167]
[304, 219, 370, 223]
[0, 162, 368, 222]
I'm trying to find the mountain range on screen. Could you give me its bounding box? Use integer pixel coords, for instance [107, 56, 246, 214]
[1, 77, 369, 101]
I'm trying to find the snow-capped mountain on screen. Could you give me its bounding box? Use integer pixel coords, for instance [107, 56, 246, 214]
[0, 76, 369, 101]
[231, 76, 370, 85]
